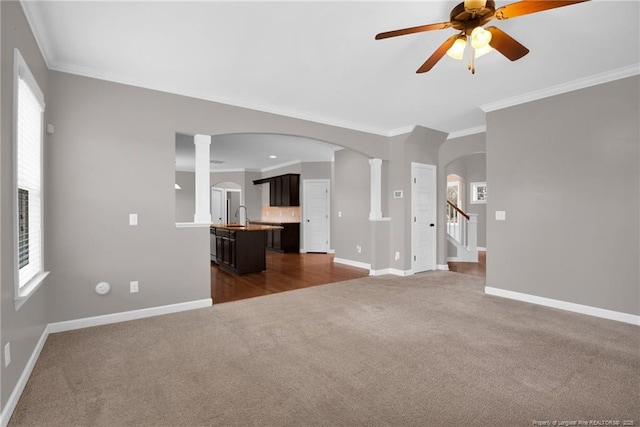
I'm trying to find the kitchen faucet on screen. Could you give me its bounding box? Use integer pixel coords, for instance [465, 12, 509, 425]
[236, 205, 249, 226]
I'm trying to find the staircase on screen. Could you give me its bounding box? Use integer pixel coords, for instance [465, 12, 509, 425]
[446, 201, 478, 262]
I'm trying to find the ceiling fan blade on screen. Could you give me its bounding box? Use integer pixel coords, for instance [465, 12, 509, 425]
[375, 22, 452, 40]
[486, 26, 529, 61]
[416, 34, 459, 73]
[495, 0, 589, 20]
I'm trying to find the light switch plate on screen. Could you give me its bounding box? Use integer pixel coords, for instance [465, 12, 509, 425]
[495, 211, 506, 221]
[129, 213, 138, 226]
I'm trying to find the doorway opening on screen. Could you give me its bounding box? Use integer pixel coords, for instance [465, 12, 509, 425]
[211, 182, 242, 224]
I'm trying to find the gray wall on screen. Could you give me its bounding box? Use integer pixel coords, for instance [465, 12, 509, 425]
[445, 152, 487, 248]
[333, 149, 371, 264]
[46, 66, 393, 328]
[486, 76, 639, 316]
[175, 171, 196, 222]
[0, 0, 50, 409]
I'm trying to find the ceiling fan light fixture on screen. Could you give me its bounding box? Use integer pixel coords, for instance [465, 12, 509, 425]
[474, 44, 494, 58]
[446, 36, 467, 60]
[470, 26, 492, 49]
[464, 0, 487, 11]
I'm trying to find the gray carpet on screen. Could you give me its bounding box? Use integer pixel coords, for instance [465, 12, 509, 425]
[10, 271, 640, 426]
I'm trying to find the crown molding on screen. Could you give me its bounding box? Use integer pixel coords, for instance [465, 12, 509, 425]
[387, 125, 416, 137]
[19, 1, 54, 68]
[260, 159, 302, 173]
[481, 64, 640, 113]
[46, 60, 404, 137]
[447, 125, 486, 140]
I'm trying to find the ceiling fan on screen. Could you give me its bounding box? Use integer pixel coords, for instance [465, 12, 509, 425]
[375, 0, 589, 74]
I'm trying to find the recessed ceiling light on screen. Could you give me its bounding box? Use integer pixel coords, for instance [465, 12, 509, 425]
[270, 155, 277, 159]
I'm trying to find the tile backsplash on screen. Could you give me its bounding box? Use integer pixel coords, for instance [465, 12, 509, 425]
[260, 206, 300, 223]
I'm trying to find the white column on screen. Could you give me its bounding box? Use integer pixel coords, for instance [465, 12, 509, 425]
[468, 213, 478, 262]
[369, 158, 382, 220]
[194, 134, 212, 224]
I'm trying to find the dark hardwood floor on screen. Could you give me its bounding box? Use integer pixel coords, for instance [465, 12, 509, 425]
[211, 252, 370, 304]
[447, 251, 486, 277]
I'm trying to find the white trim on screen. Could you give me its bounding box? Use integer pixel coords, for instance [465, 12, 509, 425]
[194, 135, 212, 224]
[447, 125, 486, 140]
[437, 264, 450, 271]
[370, 268, 414, 277]
[175, 222, 211, 228]
[485, 287, 640, 326]
[14, 271, 50, 310]
[48, 298, 213, 333]
[480, 64, 640, 113]
[13, 48, 47, 309]
[333, 257, 371, 271]
[369, 217, 391, 222]
[19, 1, 54, 69]
[369, 158, 383, 220]
[0, 325, 49, 427]
[387, 125, 416, 137]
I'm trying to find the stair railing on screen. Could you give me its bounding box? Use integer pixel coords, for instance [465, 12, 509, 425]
[447, 200, 469, 246]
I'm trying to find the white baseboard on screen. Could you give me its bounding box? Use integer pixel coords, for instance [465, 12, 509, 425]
[333, 257, 371, 271]
[1, 298, 213, 426]
[485, 287, 640, 326]
[0, 325, 50, 427]
[370, 268, 414, 277]
[437, 264, 450, 271]
[49, 298, 212, 333]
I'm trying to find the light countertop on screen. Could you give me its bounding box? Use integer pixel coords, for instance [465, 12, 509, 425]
[211, 223, 283, 232]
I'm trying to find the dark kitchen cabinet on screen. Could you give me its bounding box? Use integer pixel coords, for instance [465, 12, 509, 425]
[254, 174, 300, 207]
[211, 227, 267, 275]
[252, 221, 299, 253]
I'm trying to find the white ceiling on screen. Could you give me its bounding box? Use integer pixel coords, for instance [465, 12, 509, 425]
[175, 133, 340, 172]
[21, 1, 640, 139]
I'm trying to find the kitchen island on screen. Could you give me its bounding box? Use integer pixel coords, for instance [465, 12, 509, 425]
[210, 224, 283, 275]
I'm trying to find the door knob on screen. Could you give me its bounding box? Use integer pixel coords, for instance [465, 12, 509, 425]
[306, 219, 310, 222]
[430, 223, 435, 227]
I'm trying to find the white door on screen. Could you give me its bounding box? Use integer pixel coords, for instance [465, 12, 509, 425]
[211, 188, 223, 224]
[412, 163, 437, 273]
[304, 179, 330, 253]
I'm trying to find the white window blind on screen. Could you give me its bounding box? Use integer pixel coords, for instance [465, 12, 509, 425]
[15, 49, 45, 291]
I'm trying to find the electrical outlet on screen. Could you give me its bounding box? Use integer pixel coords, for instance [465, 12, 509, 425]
[130, 281, 139, 293]
[4, 343, 11, 367]
[356, 245, 362, 253]
[129, 213, 138, 226]
[395, 251, 400, 261]
[338, 211, 342, 218]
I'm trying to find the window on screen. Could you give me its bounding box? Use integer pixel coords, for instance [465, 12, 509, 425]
[471, 182, 487, 204]
[14, 49, 48, 307]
